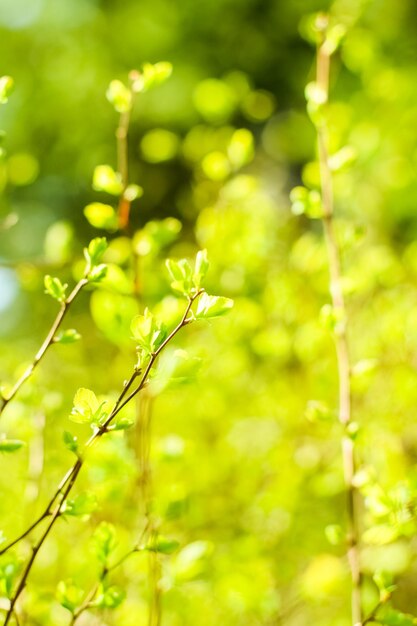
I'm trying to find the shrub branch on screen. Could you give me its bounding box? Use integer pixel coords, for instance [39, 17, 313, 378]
[2, 291, 202, 625]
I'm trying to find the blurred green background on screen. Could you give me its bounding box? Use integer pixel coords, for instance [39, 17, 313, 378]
[2, 0, 417, 624]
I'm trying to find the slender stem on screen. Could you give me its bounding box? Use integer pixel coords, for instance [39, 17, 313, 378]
[0, 278, 88, 418]
[315, 26, 362, 626]
[2, 292, 202, 624]
[116, 108, 132, 230]
[362, 602, 382, 626]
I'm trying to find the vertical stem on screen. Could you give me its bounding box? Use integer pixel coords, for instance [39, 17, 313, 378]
[315, 27, 362, 626]
[116, 109, 132, 230]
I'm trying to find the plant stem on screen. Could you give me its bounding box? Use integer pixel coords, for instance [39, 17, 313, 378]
[315, 23, 362, 626]
[2, 292, 202, 625]
[116, 108, 132, 230]
[0, 278, 88, 418]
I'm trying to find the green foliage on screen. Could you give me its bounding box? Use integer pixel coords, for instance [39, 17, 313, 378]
[131, 309, 167, 356]
[62, 492, 98, 517]
[92, 522, 117, 565]
[0, 437, 25, 453]
[69, 388, 108, 426]
[0, 76, 13, 104]
[44, 275, 68, 303]
[56, 579, 85, 613]
[2, 1, 417, 625]
[194, 293, 234, 319]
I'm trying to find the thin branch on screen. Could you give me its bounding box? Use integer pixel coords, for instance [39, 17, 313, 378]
[315, 20, 362, 626]
[362, 602, 382, 626]
[116, 107, 132, 230]
[2, 292, 203, 624]
[0, 278, 88, 418]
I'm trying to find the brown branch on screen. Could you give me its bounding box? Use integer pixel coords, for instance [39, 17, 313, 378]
[315, 21, 362, 626]
[0, 278, 88, 418]
[2, 292, 202, 624]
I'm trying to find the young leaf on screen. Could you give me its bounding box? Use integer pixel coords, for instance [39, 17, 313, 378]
[63, 431, 79, 455]
[144, 535, 180, 555]
[70, 388, 104, 424]
[106, 79, 132, 113]
[62, 492, 98, 517]
[0, 437, 25, 453]
[44, 275, 68, 303]
[131, 309, 167, 353]
[0, 76, 14, 104]
[131, 62, 173, 93]
[84, 237, 108, 267]
[87, 264, 108, 283]
[96, 583, 126, 609]
[92, 521, 117, 564]
[193, 249, 209, 289]
[123, 184, 143, 202]
[54, 329, 81, 344]
[195, 293, 234, 319]
[165, 258, 193, 296]
[84, 202, 118, 230]
[0, 557, 20, 597]
[93, 165, 123, 196]
[107, 418, 134, 431]
[56, 580, 84, 612]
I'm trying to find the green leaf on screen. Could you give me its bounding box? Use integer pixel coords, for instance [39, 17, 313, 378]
[193, 249, 209, 289]
[0, 76, 14, 104]
[87, 263, 108, 283]
[84, 237, 108, 267]
[92, 522, 117, 564]
[63, 431, 79, 454]
[56, 579, 84, 612]
[131, 309, 167, 354]
[92, 165, 123, 196]
[123, 184, 143, 202]
[70, 388, 106, 424]
[44, 275, 68, 303]
[96, 583, 126, 609]
[107, 418, 134, 431]
[195, 293, 234, 319]
[144, 535, 180, 554]
[0, 557, 20, 597]
[165, 257, 193, 296]
[319, 303, 345, 334]
[84, 202, 118, 230]
[0, 437, 25, 453]
[62, 492, 98, 517]
[373, 571, 397, 602]
[54, 329, 81, 344]
[131, 62, 173, 93]
[378, 608, 417, 626]
[106, 79, 132, 113]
